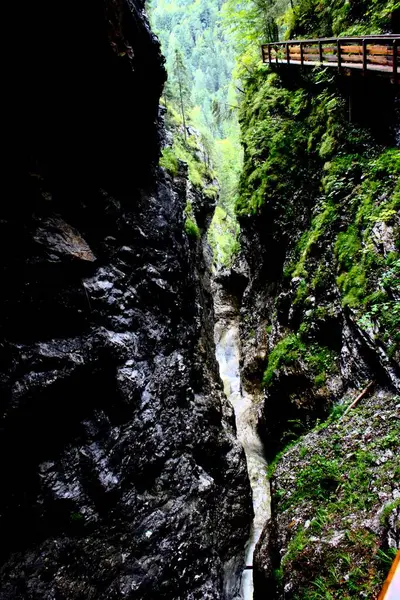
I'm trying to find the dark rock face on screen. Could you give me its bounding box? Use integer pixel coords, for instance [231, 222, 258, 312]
[0, 2, 251, 598]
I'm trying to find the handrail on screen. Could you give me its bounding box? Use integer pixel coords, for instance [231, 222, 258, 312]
[261, 35, 400, 82]
[268, 35, 399, 45]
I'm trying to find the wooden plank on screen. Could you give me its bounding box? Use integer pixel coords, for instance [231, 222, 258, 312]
[269, 58, 396, 75]
[290, 52, 320, 60]
[369, 44, 395, 55]
[341, 44, 363, 53]
[368, 55, 392, 65]
[291, 45, 337, 55]
[301, 47, 320, 54]
[341, 55, 364, 63]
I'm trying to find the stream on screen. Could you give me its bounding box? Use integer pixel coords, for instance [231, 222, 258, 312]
[215, 317, 271, 600]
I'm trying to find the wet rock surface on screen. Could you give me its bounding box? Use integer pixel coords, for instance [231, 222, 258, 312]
[0, 1, 251, 597]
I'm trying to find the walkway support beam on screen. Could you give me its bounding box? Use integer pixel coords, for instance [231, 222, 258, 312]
[362, 38, 367, 74]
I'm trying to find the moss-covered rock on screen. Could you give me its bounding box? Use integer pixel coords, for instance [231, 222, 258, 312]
[255, 390, 400, 599]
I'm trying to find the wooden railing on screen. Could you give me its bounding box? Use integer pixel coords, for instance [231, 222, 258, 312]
[262, 35, 400, 81]
[378, 550, 400, 600]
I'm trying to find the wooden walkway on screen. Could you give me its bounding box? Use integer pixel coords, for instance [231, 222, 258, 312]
[262, 35, 400, 82]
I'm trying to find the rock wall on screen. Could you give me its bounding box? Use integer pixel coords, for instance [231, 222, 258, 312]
[235, 68, 400, 458]
[0, 2, 252, 598]
[232, 64, 399, 598]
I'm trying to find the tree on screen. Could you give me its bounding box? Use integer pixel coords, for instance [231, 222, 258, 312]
[173, 49, 191, 140]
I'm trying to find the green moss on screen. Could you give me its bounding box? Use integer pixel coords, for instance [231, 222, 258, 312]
[329, 150, 400, 351]
[335, 225, 361, 271]
[184, 202, 201, 240]
[314, 372, 326, 387]
[185, 218, 200, 239]
[263, 333, 337, 388]
[262, 334, 305, 386]
[203, 186, 219, 200]
[281, 454, 342, 509]
[160, 147, 179, 176]
[380, 498, 400, 526]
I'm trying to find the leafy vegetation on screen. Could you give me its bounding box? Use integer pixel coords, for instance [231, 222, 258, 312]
[285, 0, 400, 39]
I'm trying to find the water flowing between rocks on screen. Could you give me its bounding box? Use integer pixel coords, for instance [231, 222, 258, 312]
[215, 317, 271, 599]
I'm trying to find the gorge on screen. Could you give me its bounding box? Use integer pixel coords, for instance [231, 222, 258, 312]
[1, 0, 399, 599]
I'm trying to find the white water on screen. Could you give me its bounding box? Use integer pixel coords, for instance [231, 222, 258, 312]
[215, 320, 271, 600]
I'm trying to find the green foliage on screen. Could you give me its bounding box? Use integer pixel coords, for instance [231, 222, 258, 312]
[70, 511, 84, 522]
[172, 49, 192, 136]
[161, 105, 217, 188]
[293, 201, 338, 277]
[284, 0, 399, 39]
[239, 58, 399, 360]
[149, 0, 243, 267]
[149, 0, 238, 139]
[282, 454, 342, 508]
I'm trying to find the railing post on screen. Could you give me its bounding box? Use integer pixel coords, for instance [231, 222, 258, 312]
[286, 42, 290, 64]
[268, 44, 272, 65]
[337, 38, 342, 71]
[275, 44, 278, 64]
[362, 39, 367, 74]
[393, 39, 398, 84]
[300, 42, 304, 66]
[319, 40, 323, 63]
